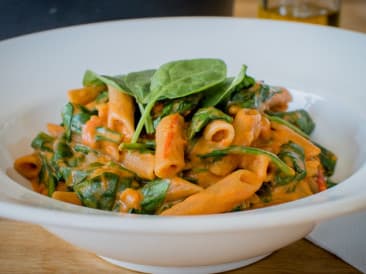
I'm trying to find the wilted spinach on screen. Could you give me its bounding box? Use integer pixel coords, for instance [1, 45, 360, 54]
[31, 132, 55, 152]
[227, 82, 280, 110]
[268, 109, 315, 135]
[274, 142, 306, 185]
[139, 179, 170, 214]
[202, 64, 255, 107]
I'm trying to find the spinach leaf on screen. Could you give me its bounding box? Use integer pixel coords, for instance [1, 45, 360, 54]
[82, 70, 106, 87]
[268, 109, 315, 135]
[199, 145, 295, 177]
[52, 140, 73, 162]
[139, 179, 170, 214]
[275, 142, 306, 185]
[202, 65, 255, 107]
[318, 144, 338, 177]
[256, 183, 272, 203]
[70, 106, 97, 134]
[73, 172, 120, 210]
[62, 103, 73, 142]
[132, 58, 227, 143]
[187, 107, 233, 139]
[326, 178, 337, 189]
[153, 93, 203, 128]
[31, 132, 54, 152]
[266, 114, 337, 177]
[227, 83, 280, 110]
[38, 154, 58, 196]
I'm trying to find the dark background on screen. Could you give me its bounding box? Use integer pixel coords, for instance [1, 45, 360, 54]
[0, 0, 233, 40]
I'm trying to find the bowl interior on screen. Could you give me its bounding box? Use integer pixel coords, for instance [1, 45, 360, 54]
[0, 88, 365, 213]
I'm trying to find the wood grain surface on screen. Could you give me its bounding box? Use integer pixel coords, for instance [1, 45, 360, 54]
[1, 0, 365, 273]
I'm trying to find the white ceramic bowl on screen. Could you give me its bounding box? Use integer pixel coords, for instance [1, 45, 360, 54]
[0, 18, 365, 274]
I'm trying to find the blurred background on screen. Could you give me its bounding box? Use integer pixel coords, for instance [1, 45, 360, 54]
[0, 0, 365, 40]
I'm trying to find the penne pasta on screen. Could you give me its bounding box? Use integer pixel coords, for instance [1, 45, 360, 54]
[203, 120, 235, 147]
[165, 177, 203, 202]
[108, 85, 135, 142]
[68, 85, 105, 105]
[233, 109, 262, 146]
[160, 170, 262, 215]
[14, 153, 41, 180]
[52, 191, 82, 205]
[120, 151, 155, 180]
[271, 121, 321, 158]
[154, 114, 186, 178]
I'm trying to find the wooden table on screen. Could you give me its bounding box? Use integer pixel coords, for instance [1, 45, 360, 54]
[1, 1, 365, 273]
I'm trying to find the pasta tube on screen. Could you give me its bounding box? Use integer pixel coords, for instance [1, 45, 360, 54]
[120, 151, 155, 180]
[154, 114, 186, 178]
[160, 169, 262, 215]
[165, 177, 203, 202]
[14, 154, 41, 180]
[107, 85, 135, 141]
[233, 109, 262, 146]
[272, 121, 320, 158]
[203, 120, 235, 147]
[68, 85, 105, 105]
[52, 191, 82, 205]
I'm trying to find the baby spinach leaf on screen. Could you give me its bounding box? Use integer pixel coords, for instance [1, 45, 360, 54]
[95, 127, 123, 144]
[95, 90, 109, 104]
[52, 140, 73, 162]
[131, 59, 227, 143]
[202, 65, 254, 107]
[62, 103, 73, 142]
[199, 145, 295, 177]
[227, 83, 279, 110]
[82, 70, 106, 87]
[268, 109, 315, 135]
[140, 179, 170, 214]
[187, 107, 233, 139]
[256, 183, 272, 203]
[31, 132, 55, 152]
[275, 142, 306, 185]
[38, 153, 58, 196]
[153, 94, 203, 128]
[317, 144, 338, 177]
[73, 172, 120, 210]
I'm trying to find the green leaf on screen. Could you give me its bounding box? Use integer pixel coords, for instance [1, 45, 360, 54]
[153, 94, 203, 129]
[202, 65, 254, 107]
[74, 144, 91, 154]
[199, 145, 295, 177]
[31, 132, 54, 152]
[140, 179, 170, 214]
[73, 172, 120, 210]
[122, 69, 156, 103]
[52, 140, 73, 162]
[82, 70, 106, 87]
[227, 83, 279, 110]
[275, 142, 306, 185]
[132, 58, 227, 143]
[268, 109, 315, 135]
[187, 107, 233, 139]
[256, 183, 272, 203]
[62, 103, 73, 142]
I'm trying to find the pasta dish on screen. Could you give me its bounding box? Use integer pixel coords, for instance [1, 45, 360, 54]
[14, 59, 337, 215]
